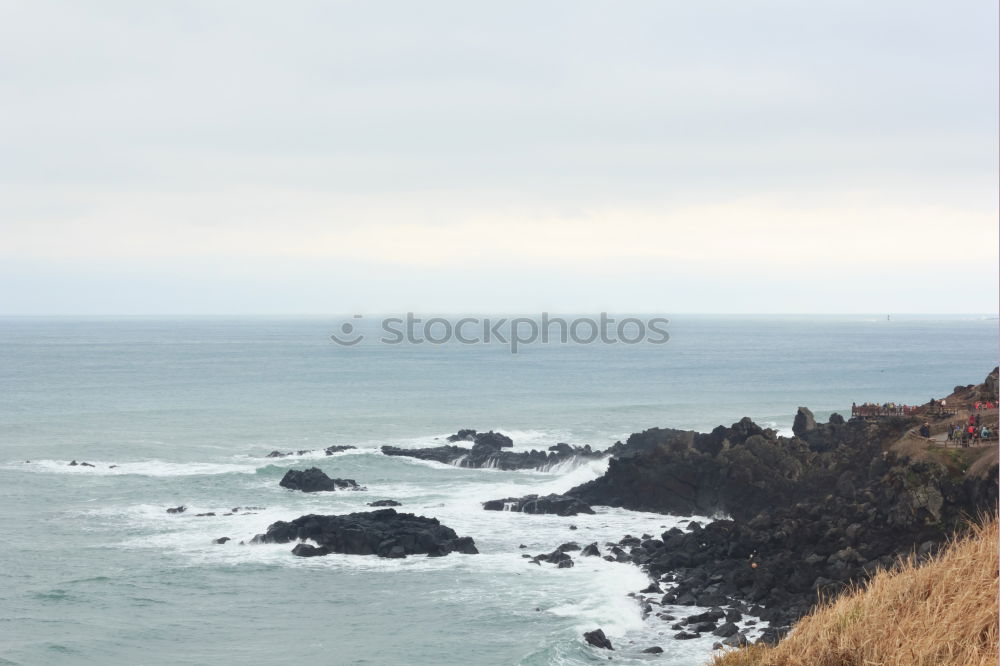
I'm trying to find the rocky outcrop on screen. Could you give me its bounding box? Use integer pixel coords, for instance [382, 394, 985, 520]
[583, 628, 613, 650]
[382, 431, 602, 471]
[381, 445, 468, 465]
[279, 468, 365, 493]
[792, 407, 816, 438]
[250, 509, 478, 558]
[367, 499, 402, 507]
[573, 378, 999, 633]
[445, 429, 514, 448]
[266, 449, 310, 458]
[264, 445, 356, 458]
[482, 493, 595, 516]
[567, 416, 915, 521]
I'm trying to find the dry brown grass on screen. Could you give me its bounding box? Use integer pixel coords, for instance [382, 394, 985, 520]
[711, 515, 999, 666]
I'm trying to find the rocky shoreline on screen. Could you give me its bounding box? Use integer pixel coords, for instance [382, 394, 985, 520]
[525, 368, 999, 649]
[128, 368, 997, 655]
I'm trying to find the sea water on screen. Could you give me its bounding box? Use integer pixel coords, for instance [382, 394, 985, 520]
[1, 315, 996, 665]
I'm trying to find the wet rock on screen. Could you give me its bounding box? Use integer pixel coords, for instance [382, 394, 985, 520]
[581, 542, 601, 557]
[446, 429, 478, 442]
[688, 621, 717, 633]
[368, 500, 402, 507]
[673, 631, 699, 640]
[279, 467, 365, 493]
[583, 628, 613, 650]
[324, 445, 356, 455]
[251, 509, 478, 558]
[214, 537, 230, 544]
[384, 432, 602, 471]
[641, 646, 663, 654]
[757, 627, 789, 646]
[482, 494, 595, 516]
[166, 506, 186, 514]
[713, 622, 739, 637]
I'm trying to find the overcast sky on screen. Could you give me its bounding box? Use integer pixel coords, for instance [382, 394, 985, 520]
[1, 1, 997, 314]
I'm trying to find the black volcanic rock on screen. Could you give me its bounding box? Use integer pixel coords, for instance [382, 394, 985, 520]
[266, 449, 311, 458]
[566, 416, 916, 521]
[792, 407, 817, 438]
[250, 508, 478, 558]
[384, 431, 604, 471]
[367, 499, 402, 507]
[482, 494, 595, 516]
[279, 467, 365, 493]
[583, 628, 613, 650]
[446, 429, 478, 442]
[445, 429, 514, 448]
[472, 430, 514, 448]
[381, 445, 469, 465]
[265, 445, 356, 458]
[555, 371, 1000, 642]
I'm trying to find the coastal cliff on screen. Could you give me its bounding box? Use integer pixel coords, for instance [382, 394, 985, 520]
[554, 369, 999, 639]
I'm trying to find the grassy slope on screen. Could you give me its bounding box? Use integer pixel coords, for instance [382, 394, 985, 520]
[711, 515, 998, 666]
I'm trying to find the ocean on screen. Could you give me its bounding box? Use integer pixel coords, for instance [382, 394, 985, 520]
[1, 315, 996, 665]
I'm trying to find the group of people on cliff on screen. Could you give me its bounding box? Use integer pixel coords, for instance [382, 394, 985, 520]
[945, 416, 992, 447]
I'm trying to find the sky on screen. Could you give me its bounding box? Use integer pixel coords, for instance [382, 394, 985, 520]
[1, 1, 997, 315]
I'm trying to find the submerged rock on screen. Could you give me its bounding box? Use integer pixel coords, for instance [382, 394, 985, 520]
[166, 505, 186, 514]
[368, 499, 402, 507]
[279, 467, 365, 493]
[266, 449, 311, 458]
[250, 509, 478, 558]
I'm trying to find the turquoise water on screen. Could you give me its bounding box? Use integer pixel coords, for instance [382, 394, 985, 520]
[1, 315, 996, 665]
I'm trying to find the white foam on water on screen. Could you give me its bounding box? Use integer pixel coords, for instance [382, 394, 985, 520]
[4, 459, 258, 477]
[240, 446, 379, 462]
[64, 441, 742, 665]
